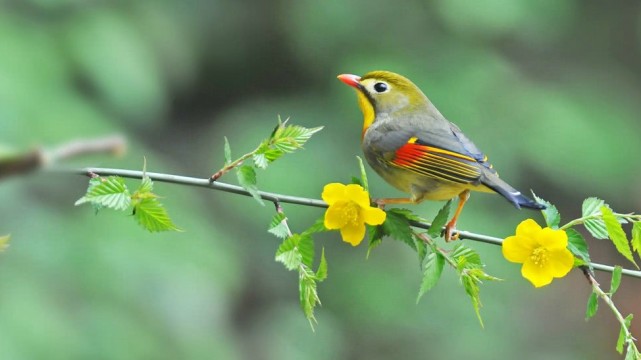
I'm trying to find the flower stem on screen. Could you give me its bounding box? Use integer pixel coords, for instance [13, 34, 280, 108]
[210, 146, 260, 181]
[585, 270, 639, 357]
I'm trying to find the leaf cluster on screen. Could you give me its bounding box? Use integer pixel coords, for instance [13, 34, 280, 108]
[535, 194, 641, 359]
[222, 117, 323, 206]
[270, 213, 328, 328]
[368, 200, 499, 326]
[75, 166, 180, 232]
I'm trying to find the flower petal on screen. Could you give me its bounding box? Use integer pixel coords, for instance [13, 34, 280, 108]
[340, 222, 366, 246]
[515, 219, 543, 239]
[324, 203, 347, 229]
[344, 184, 370, 208]
[521, 260, 553, 288]
[538, 228, 568, 250]
[322, 183, 346, 205]
[546, 248, 574, 278]
[502, 235, 536, 263]
[363, 207, 386, 226]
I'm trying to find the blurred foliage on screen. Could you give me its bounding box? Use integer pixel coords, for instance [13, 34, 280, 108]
[2, 0, 641, 359]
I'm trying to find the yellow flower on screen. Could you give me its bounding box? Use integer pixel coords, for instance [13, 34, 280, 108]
[322, 183, 386, 246]
[502, 219, 574, 288]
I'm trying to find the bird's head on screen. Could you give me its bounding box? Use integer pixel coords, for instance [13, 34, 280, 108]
[337, 71, 430, 136]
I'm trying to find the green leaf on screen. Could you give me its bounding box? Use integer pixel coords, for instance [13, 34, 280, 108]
[460, 270, 484, 327]
[382, 209, 415, 251]
[302, 216, 328, 236]
[133, 197, 181, 232]
[631, 222, 641, 258]
[350, 176, 362, 187]
[298, 234, 314, 268]
[452, 243, 483, 270]
[610, 265, 622, 295]
[532, 192, 560, 228]
[356, 156, 368, 192]
[616, 314, 634, 354]
[75, 176, 131, 211]
[268, 213, 290, 239]
[236, 165, 264, 206]
[223, 136, 232, 165]
[585, 292, 599, 319]
[415, 234, 428, 263]
[582, 197, 605, 217]
[624, 343, 639, 360]
[566, 228, 591, 264]
[582, 197, 609, 239]
[0, 234, 10, 252]
[427, 200, 452, 238]
[275, 236, 302, 271]
[417, 252, 445, 303]
[252, 152, 268, 169]
[366, 225, 384, 258]
[315, 248, 327, 281]
[299, 264, 321, 328]
[584, 218, 609, 240]
[601, 206, 637, 268]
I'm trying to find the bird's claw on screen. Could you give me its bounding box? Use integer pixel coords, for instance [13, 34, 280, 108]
[442, 223, 459, 242]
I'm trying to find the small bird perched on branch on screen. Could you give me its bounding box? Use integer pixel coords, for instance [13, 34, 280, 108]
[337, 71, 544, 240]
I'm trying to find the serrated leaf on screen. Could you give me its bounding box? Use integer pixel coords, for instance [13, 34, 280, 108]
[275, 236, 302, 271]
[632, 222, 641, 258]
[236, 165, 264, 206]
[382, 209, 415, 251]
[461, 271, 484, 327]
[582, 197, 606, 217]
[366, 225, 384, 258]
[299, 264, 321, 328]
[452, 243, 482, 270]
[585, 292, 599, 319]
[137, 175, 154, 194]
[298, 234, 314, 268]
[356, 156, 368, 192]
[0, 234, 10, 252]
[75, 176, 131, 211]
[427, 200, 451, 238]
[223, 136, 232, 165]
[315, 248, 327, 281]
[415, 234, 428, 263]
[532, 192, 560, 228]
[133, 197, 181, 232]
[252, 153, 268, 169]
[584, 218, 609, 240]
[417, 252, 444, 303]
[616, 314, 634, 354]
[566, 228, 591, 264]
[601, 206, 637, 268]
[610, 265, 622, 295]
[268, 213, 290, 239]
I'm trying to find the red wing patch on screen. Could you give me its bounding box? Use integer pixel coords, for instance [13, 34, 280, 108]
[392, 138, 482, 184]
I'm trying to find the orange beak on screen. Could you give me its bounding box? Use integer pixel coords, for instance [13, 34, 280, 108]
[337, 74, 361, 88]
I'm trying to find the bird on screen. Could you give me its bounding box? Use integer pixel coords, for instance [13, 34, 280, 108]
[337, 70, 544, 240]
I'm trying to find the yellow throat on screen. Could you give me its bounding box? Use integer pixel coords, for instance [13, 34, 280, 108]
[356, 90, 375, 140]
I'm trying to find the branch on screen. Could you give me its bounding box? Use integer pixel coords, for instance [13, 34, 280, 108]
[0, 136, 125, 179]
[55, 166, 641, 280]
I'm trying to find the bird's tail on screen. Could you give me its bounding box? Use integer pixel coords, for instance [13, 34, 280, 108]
[481, 171, 545, 210]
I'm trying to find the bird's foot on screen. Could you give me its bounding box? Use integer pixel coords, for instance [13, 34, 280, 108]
[372, 198, 386, 209]
[442, 222, 460, 242]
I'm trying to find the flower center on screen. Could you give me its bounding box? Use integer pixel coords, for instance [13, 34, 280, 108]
[341, 201, 360, 226]
[530, 247, 549, 267]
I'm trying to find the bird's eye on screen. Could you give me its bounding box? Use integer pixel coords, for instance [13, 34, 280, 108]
[373, 82, 388, 93]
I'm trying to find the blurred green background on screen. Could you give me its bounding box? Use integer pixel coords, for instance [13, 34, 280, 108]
[1, 0, 641, 359]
